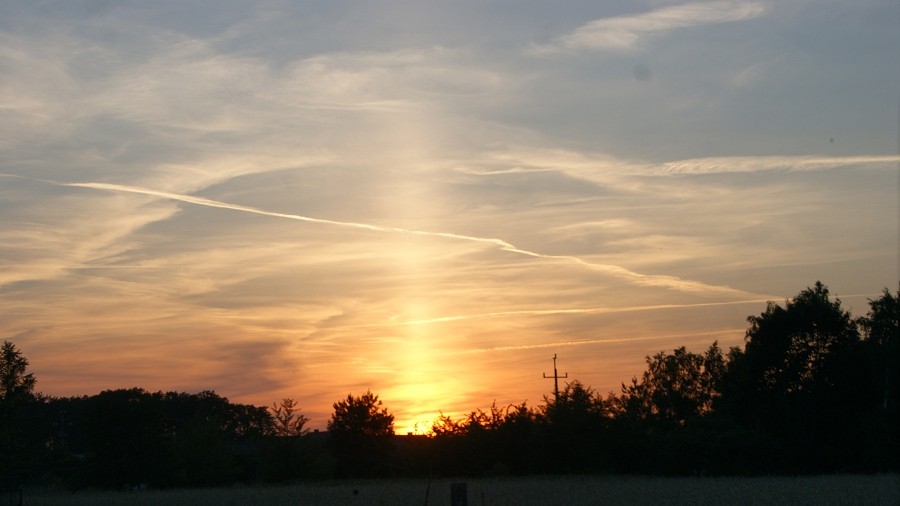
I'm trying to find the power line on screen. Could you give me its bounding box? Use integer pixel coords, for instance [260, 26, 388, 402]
[543, 354, 568, 401]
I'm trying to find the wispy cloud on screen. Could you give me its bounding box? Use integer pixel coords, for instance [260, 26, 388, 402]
[529, 1, 769, 55]
[466, 149, 900, 184]
[653, 155, 900, 175]
[0, 176, 178, 288]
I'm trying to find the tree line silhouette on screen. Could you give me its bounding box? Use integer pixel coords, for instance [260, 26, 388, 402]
[1, 282, 897, 489]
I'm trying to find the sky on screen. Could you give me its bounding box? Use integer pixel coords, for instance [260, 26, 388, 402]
[1, 0, 898, 434]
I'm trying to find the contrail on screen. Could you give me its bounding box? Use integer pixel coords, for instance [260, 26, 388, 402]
[398, 298, 777, 326]
[656, 154, 900, 175]
[65, 180, 753, 297]
[320, 292, 881, 331]
[463, 328, 746, 354]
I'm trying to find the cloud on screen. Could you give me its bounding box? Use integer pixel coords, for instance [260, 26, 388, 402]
[0, 17, 498, 193]
[0, 176, 178, 288]
[529, 1, 769, 55]
[653, 155, 900, 175]
[464, 149, 900, 183]
[62, 178, 754, 298]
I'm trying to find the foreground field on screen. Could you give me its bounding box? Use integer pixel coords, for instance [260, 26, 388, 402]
[27, 474, 900, 506]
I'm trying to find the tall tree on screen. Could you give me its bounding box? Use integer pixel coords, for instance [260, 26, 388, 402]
[744, 282, 859, 397]
[856, 287, 900, 470]
[858, 286, 900, 413]
[722, 282, 866, 471]
[541, 381, 608, 429]
[539, 381, 611, 472]
[618, 343, 726, 427]
[0, 341, 44, 485]
[328, 390, 394, 437]
[608, 344, 728, 474]
[0, 341, 36, 401]
[327, 390, 394, 477]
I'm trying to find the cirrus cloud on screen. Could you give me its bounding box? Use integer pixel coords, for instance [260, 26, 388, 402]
[528, 1, 769, 55]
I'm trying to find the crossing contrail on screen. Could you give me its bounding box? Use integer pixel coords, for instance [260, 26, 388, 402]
[397, 298, 777, 325]
[64, 180, 754, 297]
[462, 328, 747, 354]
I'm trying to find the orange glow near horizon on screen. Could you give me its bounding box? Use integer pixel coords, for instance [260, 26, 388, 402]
[382, 300, 460, 435]
[20, 291, 885, 435]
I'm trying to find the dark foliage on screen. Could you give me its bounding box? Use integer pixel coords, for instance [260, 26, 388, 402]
[2, 281, 897, 487]
[425, 402, 541, 476]
[43, 389, 275, 489]
[856, 286, 900, 470]
[327, 390, 395, 478]
[271, 398, 310, 437]
[718, 282, 878, 472]
[539, 382, 614, 473]
[412, 283, 898, 477]
[255, 431, 334, 482]
[0, 341, 46, 486]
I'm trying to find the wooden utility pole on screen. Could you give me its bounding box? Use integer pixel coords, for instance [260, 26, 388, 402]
[543, 354, 568, 401]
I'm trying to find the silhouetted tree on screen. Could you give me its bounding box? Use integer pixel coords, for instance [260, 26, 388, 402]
[721, 282, 868, 471]
[426, 402, 538, 476]
[608, 343, 728, 474]
[539, 381, 612, 472]
[328, 390, 394, 436]
[0, 341, 36, 401]
[81, 388, 169, 488]
[271, 398, 310, 437]
[0, 341, 46, 485]
[617, 343, 726, 428]
[163, 390, 259, 486]
[50, 389, 273, 488]
[430, 412, 465, 437]
[856, 286, 900, 470]
[493, 402, 540, 474]
[44, 395, 92, 489]
[5, 280, 896, 485]
[426, 411, 474, 475]
[327, 390, 394, 477]
[542, 381, 609, 428]
[257, 398, 318, 481]
[858, 286, 900, 414]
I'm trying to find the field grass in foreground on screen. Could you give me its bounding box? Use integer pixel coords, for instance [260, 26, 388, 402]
[26, 474, 900, 506]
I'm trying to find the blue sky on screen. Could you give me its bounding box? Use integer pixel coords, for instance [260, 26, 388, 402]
[1, 0, 897, 431]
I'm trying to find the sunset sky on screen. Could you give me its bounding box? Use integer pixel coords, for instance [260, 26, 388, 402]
[1, 0, 897, 433]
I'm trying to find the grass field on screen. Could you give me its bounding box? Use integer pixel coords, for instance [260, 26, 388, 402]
[25, 474, 900, 506]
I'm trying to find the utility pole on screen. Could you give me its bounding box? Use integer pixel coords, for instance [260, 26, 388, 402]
[543, 354, 568, 401]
